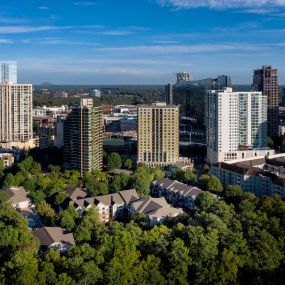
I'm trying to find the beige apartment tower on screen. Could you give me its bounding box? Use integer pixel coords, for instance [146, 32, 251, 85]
[0, 82, 33, 147]
[138, 103, 179, 167]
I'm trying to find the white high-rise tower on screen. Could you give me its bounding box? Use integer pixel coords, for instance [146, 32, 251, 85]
[206, 87, 274, 163]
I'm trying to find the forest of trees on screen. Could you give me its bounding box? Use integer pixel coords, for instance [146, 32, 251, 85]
[33, 85, 163, 107]
[0, 155, 285, 284]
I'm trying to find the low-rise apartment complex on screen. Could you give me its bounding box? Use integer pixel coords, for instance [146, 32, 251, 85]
[210, 154, 285, 198]
[151, 178, 203, 210]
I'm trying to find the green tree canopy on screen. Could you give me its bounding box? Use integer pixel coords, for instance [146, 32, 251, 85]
[123, 159, 133, 170]
[267, 136, 274, 148]
[106, 152, 122, 171]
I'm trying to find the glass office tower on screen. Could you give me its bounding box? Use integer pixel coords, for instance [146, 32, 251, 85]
[0, 61, 17, 83]
[168, 74, 232, 143]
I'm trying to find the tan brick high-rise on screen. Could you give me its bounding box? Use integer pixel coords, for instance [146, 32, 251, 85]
[252, 65, 280, 138]
[0, 82, 33, 144]
[138, 103, 179, 167]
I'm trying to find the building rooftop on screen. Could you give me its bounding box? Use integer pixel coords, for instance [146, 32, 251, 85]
[70, 189, 139, 210]
[213, 158, 285, 187]
[2, 186, 29, 204]
[131, 197, 183, 220]
[65, 188, 88, 201]
[138, 103, 179, 109]
[111, 169, 134, 176]
[95, 189, 139, 206]
[33, 227, 75, 247]
[152, 178, 203, 199]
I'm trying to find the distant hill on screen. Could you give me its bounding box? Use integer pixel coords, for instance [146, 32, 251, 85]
[40, 82, 53, 86]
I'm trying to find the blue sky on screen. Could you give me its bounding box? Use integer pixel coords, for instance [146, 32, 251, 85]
[1, 0, 285, 84]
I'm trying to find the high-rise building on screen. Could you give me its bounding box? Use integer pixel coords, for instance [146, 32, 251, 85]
[252, 65, 279, 138]
[206, 87, 274, 163]
[0, 61, 17, 83]
[171, 74, 232, 144]
[64, 98, 103, 176]
[138, 102, 179, 167]
[0, 82, 33, 147]
[175, 72, 192, 84]
[90, 89, 101, 98]
[165, 83, 173, 105]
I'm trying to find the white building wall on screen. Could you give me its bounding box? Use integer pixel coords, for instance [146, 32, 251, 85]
[206, 88, 270, 163]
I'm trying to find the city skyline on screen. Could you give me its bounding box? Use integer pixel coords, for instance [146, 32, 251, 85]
[0, 0, 285, 84]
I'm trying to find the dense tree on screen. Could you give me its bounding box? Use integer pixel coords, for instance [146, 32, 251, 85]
[172, 168, 196, 184]
[83, 171, 108, 194]
[5, 251, 39, 285]
[225, 185, 243, 205]
[18, 156, 33, 172]
[267, 136, 274, 148]
[36, 201, 56, 224]
[207, 176, 223, 193]
[183, 169, 197, 184]
[137, 255, 165, 284]
[110, 173, 130, 193]
[198, 174, 210, 189]
[0, 160, 5, 177]
[48, 165, 61, 173]
[14, 171, 26, 186]
[0, 198, 39, 284]
[30, 161, 42, 175]
[151, 168, 165, 181]
[130, 165, 152, 197]
[1, 152, 285, 285]
[58, 206, 79, 231]
[65, 170, 80, 189]
[106, 152, 122, 171]
[123, 159, 133, 170]
[199, 175, 223, 193]
[195, 192, 217, 213]
[54, 192, 68, 206]
[202, 163, 210, 174]
[3, 173, 16, 188]
[166, 238, 191, 284]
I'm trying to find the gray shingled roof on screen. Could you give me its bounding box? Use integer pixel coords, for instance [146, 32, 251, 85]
[2, 186, 29, 204]
[95, 189, 139, 206]
[65, 188, 88, 200]
[119, 189, 139, 204]
[131, 197, 183, 219]
[266, 156, 285, 167]
[153, 178, 203, 199]
[153, 178, 176, 189]
[33, 227, 75, 246]
[70, 189, 139, 210]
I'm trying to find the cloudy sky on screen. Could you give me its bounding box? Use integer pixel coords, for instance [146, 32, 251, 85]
[0, 0, 285, 84]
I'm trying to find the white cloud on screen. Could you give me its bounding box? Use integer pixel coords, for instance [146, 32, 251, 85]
[0, 26, 58, 34]
[0, 17, 28, 24]
[37, 6, 49, 10]
[0, 38, 14, 44]
[73, 1, 96, 6]
[158, 0, 285, 9]
[100, 30, 135, 36]
[153, 40, 182, 44]
[93, 43, 263, 55]
[100, 26, 148, 36]
[0, 25, 99, 35]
